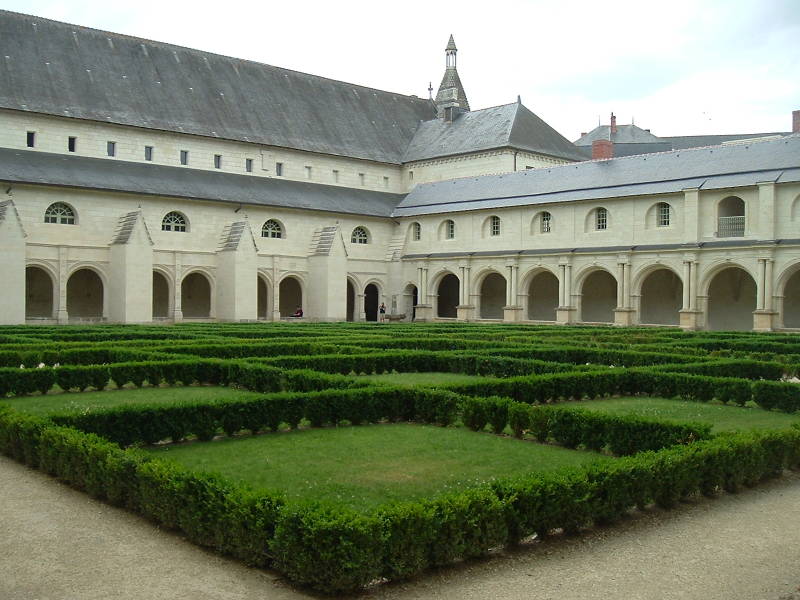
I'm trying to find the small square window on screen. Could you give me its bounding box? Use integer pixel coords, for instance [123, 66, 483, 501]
[68, 137, 77, 152]
[107, 141, 116, 157]
[145, 146, 154, 161]
[332, 169, 339, 183]
[26, 131, 35, 148]
[305, 166, 312, 179]
[358, 173, 365, 186]
[214, 154, 222, 169]
[245, 158, 253, 173]
[275, 162, 283, 176]
[180, 150, 189, 165]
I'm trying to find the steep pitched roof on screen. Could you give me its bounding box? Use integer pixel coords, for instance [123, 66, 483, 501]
[394, 135, 800, 216]
[662, 132, 791, 150]
[0, 149, 404, 218]
[0, 10, 436, 164]
[574, 124, 663, 146]
[404, 102, 585, 163]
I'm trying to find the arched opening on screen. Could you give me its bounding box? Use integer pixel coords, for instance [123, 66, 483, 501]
[784, 269, 800, 328]
[181, 273, 211, 318]
[25, 266, 54, 318]
[257, 277, 269, 320]
[717, 196, 745, 237]
[279, 277, 303, 318]
[527, 271, 558, 321]
[364, 284, 379, 322]
[581, 270, 617, 323]
[346, 280, 356, 322]
[66, 268, 103, 319]
[639, 269, 682, 325]
[436, 274, 459, 318]
[707, 267, 756, 331]
[479, 272, 506, 319]
[152, 271, 170, 319]
[403, 284, 418, 321]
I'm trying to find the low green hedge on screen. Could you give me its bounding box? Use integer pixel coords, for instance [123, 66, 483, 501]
[460, 396, 711, 455]
[1, 405, 799, 594]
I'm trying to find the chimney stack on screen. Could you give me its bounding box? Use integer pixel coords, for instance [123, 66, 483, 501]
[592, 139, 614, 160]
[793, 110, 800, 134]
[610, 112, 617, 134]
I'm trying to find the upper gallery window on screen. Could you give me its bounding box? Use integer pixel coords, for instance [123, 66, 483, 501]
[540, 211, 552, 233]
[180, 150, 189, 165]
[657, 202, 671, 227]
[275, 162, 283, 176]
[262, 219, 283, 239]
[490, 215, 501, 237]
[351, 226, 369, 244]
[145, 146, 154, 161]
[107, 141, 116, 157]
[161, 211, 188, 232]
[444, 219, 455, 239]
[412, 222, 421, 241]
[68, 137, 77, 152]
[595, 207, 608, 230]
[214, 154, 222, 169]
[26, 131, 35, 147]
[44, 202, 76, 225]
[245, 158, 253, 173]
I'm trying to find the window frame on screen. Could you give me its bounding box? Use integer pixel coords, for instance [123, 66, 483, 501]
[214, 154, 222, 169]
[44, 202, 76, 225]
[540, 211, 552, 233]
[412, 222, 421, 241]
[26, 131, 35, 148]
[106, 141, 116, 157]
[261, 219, 283, 239]
[445, 219, 455, 240]
[144, 145, 154, 161]
[245, 158, 253, 173]
[657, 202, 671, 227]
[595, 207, 608, 231]
[161, 211, 188, 233]
[490, 215, 501, 237]
[180, 150, 189, 166]
[68, 136, 77, 153]
[275, 162, 283, 176]
[351, 226, 369, 244]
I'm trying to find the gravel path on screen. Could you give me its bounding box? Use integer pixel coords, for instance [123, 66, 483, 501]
[2, 455, 799, 600]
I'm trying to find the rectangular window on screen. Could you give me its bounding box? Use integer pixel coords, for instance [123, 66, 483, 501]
[214, 154, 222, 169]
[383, 176, 389, 188]
[358, 173, 365, 186]
[409, 170, 414, 181]
[180, 150, 189, 165]
[596, 208, 608, 230]
[658, 203, 671, 227]
[541, 213, 552, 233]
[332, 169, 339, 183]
[446, 220, 455, 239]
[245, 158, 253, 173]
[275, 162, 283, 176]
[107, 141, 116, 157]
[26, 131, 35, 148]
[305, 166, 312, 179]
[68, 137, 77, 152]
[144, 146, 154, 161]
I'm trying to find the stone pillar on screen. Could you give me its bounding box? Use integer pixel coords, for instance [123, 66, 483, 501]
[614, 259, 634, 326]
[679, 259, 700, 330]
[414, 265, 433, 321]
[109, 213, 154, 323]
[681, 261, 691, 310]
[0, 199, 26, 324]
[754, 257, 776, 331]
[556, 260, 575, 324]
[172, 252, 183, 321]
[271, 261, 281, 321]
[503, 263, 521, 322]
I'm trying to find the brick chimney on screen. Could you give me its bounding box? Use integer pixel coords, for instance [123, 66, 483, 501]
[610, 112, 617, 135]
[592, 139, 614, 160]
[793, 109, 800, 134]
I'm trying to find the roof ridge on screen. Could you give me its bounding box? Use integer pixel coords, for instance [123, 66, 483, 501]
[0, 9, 431, 104]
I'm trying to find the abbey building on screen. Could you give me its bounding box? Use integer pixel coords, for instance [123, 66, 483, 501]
[1, 10, 798, 330]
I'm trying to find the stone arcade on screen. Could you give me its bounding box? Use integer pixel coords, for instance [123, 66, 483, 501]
[0, 11, 799, 330]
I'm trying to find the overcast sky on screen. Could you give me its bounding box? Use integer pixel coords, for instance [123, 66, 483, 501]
[3, 0, 798, 140]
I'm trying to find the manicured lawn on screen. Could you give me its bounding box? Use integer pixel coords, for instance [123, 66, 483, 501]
[148, 423, 608, 510]
[570, 396, 800, 432]
[1, 385, 260, 416]
[358, 371, 489, 386]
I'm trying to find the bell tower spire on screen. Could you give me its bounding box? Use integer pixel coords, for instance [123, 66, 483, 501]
[435, 34, 470, 119]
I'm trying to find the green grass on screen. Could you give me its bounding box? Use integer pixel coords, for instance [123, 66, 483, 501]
[571, 396, 800, 432]
[148, 423, 608, 511]
[357, 371, 488, 387]
[0, 385, 260, 416]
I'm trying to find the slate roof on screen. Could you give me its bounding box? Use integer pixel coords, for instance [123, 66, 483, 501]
[662, 132, 791, 150]
[0, 149, 404, 217]
[574, 124, 663, 146]
[0, 10, 436, 164]
[394, 135, 800, 216]
[404, 102, 586, 163]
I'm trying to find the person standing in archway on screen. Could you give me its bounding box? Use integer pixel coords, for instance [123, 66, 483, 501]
[379, 302, 386, 323]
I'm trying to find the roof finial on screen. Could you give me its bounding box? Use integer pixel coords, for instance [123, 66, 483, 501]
[428, 81, 433, 100]
[517, 95, 522, 104]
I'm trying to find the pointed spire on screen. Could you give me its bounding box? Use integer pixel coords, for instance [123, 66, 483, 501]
[435, 35, 470, 117]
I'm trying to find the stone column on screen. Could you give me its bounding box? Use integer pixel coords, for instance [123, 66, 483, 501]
[754, 257, 776, 331]
[614, 259, 634, 326]
[457, 264, 475, 321]
[57, 247, 69, 323]
[556, 260, 575, 324]
[414, 265, 432, 321]
[681, 261, 691, 310]
[172, 252, 183, 321]
[503, 263, 521, 322]
[679, 259, 700, 329]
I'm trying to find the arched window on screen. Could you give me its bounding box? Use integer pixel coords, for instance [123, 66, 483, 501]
[162, 211, 187, 232]
[595, 207, 608, 230]
[540, 211, 552, 233]
[44, 202, 75, 225]
[656, 202, 671, 227]
[412, 222, 421, 241]
[444, 219, 455, 240]
[490, 215, 501, 237]
[351, 226, 369, 244]
[262, 219, 283, 238]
